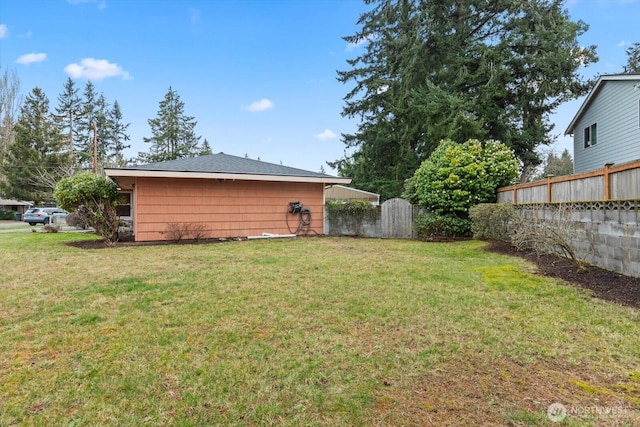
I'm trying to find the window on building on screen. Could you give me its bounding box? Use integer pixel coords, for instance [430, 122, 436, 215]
[584, 126, 590, 148]
[116, 192, 131, 217]
[584, 123, 597, 147]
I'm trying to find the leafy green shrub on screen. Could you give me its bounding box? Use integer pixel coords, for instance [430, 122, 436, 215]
[415, 213, 471, 239]
[469, 203, 514, 241]
[54, 173, 120, 245]
[0, 210, 18, 220]
[404, 139, 518, 217]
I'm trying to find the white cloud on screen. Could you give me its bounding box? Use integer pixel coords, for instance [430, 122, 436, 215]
[16, 53, 47, 65]
[67, 0, 107, 9]
[315, 129, 337, 140]
[246, 98, 274, 112]
[64, 58, 131, 81]
[618, 40, 628, 47]
[376, 85, 389, 94]
[0, 24, 8, 39]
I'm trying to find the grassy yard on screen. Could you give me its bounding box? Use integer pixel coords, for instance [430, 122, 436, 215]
[0, 233, 638, 426]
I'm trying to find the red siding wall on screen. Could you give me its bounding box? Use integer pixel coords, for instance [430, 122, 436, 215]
[133, 177, 325, 241]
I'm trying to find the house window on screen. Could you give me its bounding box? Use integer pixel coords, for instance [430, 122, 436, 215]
[584, 123, 597, 148]
[116, 192, 132, 218]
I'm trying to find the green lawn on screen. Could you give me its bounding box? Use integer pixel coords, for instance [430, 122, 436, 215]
[0, 223, 31, 231]
[1, 233, 638, 426]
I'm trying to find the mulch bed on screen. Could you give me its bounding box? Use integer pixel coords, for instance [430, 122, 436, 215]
[485, 240, 640, 309]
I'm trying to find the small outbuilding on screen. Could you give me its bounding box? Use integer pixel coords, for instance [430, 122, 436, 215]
[105, 153, 351, 242]
[325, 185, 380, 206]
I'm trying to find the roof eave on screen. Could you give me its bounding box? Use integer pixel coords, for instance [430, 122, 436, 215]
[325, 184, 380, 197]
[104, 168, 352, 185]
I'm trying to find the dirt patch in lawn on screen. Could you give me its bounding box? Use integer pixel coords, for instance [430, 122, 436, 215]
[67, 232, 246, 249]
[372, 356, 640, 426]
[485, 240, 640, 309]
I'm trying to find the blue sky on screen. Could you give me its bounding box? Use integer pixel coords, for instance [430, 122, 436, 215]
[1, 0, 639, 174]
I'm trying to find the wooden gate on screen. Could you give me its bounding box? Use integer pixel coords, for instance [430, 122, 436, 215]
[381, 198, 413, 239]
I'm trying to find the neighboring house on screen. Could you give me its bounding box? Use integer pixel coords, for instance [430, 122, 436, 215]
[0, 199, 31, 215]
[325, 185, 380, 206]
[565, 73, 640, 173]
[105, 153, 351, 242]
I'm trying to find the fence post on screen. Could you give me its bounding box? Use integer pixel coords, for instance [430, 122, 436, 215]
[603, 163, 614, 201]
[546, 175, 554, 203]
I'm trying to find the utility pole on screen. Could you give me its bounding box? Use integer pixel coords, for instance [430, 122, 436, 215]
[93, 122, 98, 173]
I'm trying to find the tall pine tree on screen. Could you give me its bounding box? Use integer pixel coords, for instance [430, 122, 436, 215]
[107, 100, 131, 167]
[0, 88, 70, 203]
[199, 138, 212, 156]
[75, 81, 98, 168]
[335, 0, 596, 198]
[623, 42, 640, 73]
[93, 93, 112, 169]
[55, 77, 82, 160]
[138, 87, 201, 163]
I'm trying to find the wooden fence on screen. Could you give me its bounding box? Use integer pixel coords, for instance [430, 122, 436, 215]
[381, 198, 413, 238]
[497, 159, 640, 203]
[325, 198, 424, 238]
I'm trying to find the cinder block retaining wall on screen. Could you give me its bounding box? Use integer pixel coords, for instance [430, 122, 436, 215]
[518, 201, 640, 278]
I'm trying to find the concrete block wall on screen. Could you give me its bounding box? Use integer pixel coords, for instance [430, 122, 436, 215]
[324, 211, 382, 238]
[520, 203, 640, 278]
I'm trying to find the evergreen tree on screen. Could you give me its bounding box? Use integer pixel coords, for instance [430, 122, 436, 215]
[623, 42, 640, 73]
[107, 100, 131, 166]
[138, 87, 201, 163]
[335, 0, 596, 197]
[529, 148, 574, 181]
[93, 93, 112, 169]
[0, 88, 69, 203]
[55, 77, 82, 160]
[75, 81, 98, 168]
[199, 138, 212, 156]
[497, 0, 596, 181]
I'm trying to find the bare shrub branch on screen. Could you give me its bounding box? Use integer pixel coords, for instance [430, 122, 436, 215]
[510, 203, 587, 270]
[162, 222, 208, 243]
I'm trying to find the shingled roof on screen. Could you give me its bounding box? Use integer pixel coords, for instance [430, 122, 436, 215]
[105, 153, 351, 185]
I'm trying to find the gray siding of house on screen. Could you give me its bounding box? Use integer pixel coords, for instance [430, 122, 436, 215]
[573, 80, 640, 173]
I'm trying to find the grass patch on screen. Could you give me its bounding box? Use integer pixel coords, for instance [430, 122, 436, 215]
[0, 234, 638, 425]
[0, 224, 31, 231]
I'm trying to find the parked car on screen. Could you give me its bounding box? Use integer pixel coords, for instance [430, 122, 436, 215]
[23, 207, 69, 226]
